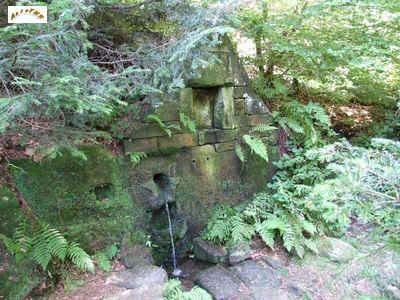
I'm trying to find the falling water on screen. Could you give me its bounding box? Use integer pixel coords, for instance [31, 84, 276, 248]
[163, 190, 182, 277]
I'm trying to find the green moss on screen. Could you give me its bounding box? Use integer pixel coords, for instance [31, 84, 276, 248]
[0, 186, 22, 236]
[11, 145, 140, 251]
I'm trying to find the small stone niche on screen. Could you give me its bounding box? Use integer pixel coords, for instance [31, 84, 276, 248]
[192, 86, 234, 130]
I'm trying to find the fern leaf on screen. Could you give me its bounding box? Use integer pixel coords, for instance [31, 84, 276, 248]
[250, 124, 276, 133]
[230, 216, 254, 243]
[67, 242, 94, 273]
[179, 112, 196, 133]
[129, 151, 147, 166]
[256, 223, 275, 249]
[235, 143, 246, 163]
[243, 134, 269, 162]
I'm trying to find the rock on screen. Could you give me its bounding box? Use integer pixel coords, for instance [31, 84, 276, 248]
[120, 244, 154, 269]
[244, 92, 269, 115]
[103, 284, 164, 300]
[195, 265, 242, 300]
[193, 238, 228, 264]
[261, 255, 285, 270]
[318, 237, 357, 263]
[214, 87, 235, 129]
[229, 260, 280, 289]
[228, 242, 253, 265]
[106, 265, 167, 289]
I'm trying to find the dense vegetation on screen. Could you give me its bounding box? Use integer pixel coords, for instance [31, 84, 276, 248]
[0, 0, 399, 299]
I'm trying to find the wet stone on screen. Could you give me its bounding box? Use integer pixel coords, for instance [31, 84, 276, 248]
[195, 265, 242, 300]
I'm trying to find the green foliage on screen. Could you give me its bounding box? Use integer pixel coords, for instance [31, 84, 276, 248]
[232, 0, 400, 107]
[202, 205, 254, 245]
[146, 113, 180, 137]
[205, 138, 400, 256]
[242, 134, 269, 162]
[179, 112, 197, 134]
[0, 221, 94, 273]
[94, 243, 118, 272]
[163, 279, 212, 300]
[273, 100, 334, 148]
[129, 151, 147, 166]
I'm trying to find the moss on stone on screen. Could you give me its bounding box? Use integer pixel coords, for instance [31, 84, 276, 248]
[11, 145, 142, 251]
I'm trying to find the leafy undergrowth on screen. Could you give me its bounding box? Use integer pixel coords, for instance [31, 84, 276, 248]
[203, 138, 400, 257]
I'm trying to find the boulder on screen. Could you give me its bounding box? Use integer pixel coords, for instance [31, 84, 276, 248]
[229, 260, 280, 289]
[193, 238, 228, 264]
[106, 265, 167, 289]
[228, 242, 253, 265]
[318, 237, 357, 263]
[103, 285, 164, 300]
[120, 244, 154, 269]
[261, 255, 285, 270]
[195, 265, 242, 300]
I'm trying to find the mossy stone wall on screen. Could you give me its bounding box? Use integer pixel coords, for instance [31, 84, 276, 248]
[11, 146, 146, 252]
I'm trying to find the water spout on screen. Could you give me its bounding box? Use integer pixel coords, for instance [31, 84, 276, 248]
[154, 173, 182, 277]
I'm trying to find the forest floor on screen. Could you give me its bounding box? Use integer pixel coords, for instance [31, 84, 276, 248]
[43, 222, 400, 300]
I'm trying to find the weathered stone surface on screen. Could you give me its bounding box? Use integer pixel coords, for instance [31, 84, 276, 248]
[198, 129, 217, 145]
[234, 87, 246, 99]
[261, 255, 285, 270]
[234, 98, 245, 116]
[386, 285, 400, 300]
[195, 265, 242, 300]
[230, 260, 280, 289]
[120, 244, 154, 269]
[215, 142, 235, 153]
[228, 242, 253, 265]
[124, 138, 158, 154]
[318, 237, 357, 263]
[104, 285, 164, 300]
[216, 129, 238, 142]
[188, 52, 233, 87]
[106, 265, 167, 289]
[179, 88, 193, 116]
[155, 103, 179, 122]
[158, 133, 197, 152]
[131, 123, 168, 139]
[244, 92, 269, 115]
[214, 87, 235, 129]
[246, 114, 272, 127]
[192, 88, 215, 128]
[193, 237, 228, 264]
[198, 129, 238, 145]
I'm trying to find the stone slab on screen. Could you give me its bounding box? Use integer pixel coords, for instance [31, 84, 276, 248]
[214, 87, 235, 129]
[158, 133, 197, 152]
[195, 265, 242, 300]
[123, 138, 158, 154]
[214, 142, 235, 153]
[229, 260, 280, 289]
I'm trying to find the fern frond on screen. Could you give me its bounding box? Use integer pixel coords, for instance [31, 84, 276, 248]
[67, 242, 94, 273]
[230, 216, 254, 243]
[250, 124, 276, 133]
[243, 134, 268, 162]
[146, 113, 173, 137]
[129, 151, 147, 165]
[179, 112, 196, 133]
[235, 143, 246, 163]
